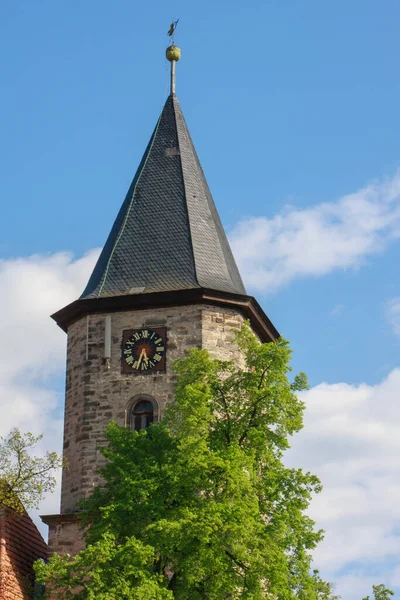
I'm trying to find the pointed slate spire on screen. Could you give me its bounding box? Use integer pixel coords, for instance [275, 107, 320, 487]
[81, 93, 246, 299]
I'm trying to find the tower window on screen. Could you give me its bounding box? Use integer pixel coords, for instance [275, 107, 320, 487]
[130, 399, 155, 431]
[126, 395, 159, 431]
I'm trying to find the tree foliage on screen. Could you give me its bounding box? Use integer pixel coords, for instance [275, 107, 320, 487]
[35, 324, 394, 599]
[0, 428, 62, 512]
[363, 585, 395, 600]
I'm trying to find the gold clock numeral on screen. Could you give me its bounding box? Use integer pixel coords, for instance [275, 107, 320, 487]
[125, 356, 133, 364]
[154, 354, 162, 362]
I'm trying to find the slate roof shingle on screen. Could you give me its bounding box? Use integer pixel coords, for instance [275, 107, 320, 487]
[81, 94, 247, 299]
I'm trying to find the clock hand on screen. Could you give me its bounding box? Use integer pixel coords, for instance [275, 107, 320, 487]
[137, 348, 146, 368]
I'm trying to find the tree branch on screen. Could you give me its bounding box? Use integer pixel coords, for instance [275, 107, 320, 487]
[224, 549, 248, 572]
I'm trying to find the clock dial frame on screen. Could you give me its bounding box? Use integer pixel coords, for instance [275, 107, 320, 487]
[121, 327, 166, 374]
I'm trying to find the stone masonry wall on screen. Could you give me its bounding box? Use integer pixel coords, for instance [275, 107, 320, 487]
[61, 304, 203, 513]
[51, 303, 256, 556]
[46, 517, 85, 557]
[61, 303, 251, 514]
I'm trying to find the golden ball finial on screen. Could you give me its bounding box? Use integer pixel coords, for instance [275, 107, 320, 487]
[166, 45, 181, 62]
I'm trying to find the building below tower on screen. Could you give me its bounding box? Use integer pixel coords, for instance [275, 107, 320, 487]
[0, 503, 47, 599]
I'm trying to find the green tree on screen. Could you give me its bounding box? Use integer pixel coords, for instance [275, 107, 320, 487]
[0, 428, 62, 512]
[35, 325, 394, 599]
[363, 584, 395, 600]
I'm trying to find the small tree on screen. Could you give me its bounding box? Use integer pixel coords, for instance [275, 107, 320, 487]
[0, 428, 63, 512]
[35, 325, 394, 599]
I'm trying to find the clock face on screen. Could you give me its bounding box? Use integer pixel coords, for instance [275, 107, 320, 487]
[121, 328, 166, 374]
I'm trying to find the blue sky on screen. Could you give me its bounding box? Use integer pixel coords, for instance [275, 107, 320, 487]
[0, 1, 399, 598]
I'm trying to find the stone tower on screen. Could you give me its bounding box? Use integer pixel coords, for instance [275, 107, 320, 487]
[41, 44, 279, 555]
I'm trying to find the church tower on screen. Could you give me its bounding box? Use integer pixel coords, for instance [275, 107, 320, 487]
[42, 41, 279, 555]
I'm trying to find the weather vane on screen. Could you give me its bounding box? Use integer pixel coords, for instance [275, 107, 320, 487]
[166, 19, 181, 96]
[167, 19, 179, 44]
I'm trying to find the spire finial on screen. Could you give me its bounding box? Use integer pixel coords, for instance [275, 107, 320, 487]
[166, 19, 181, 96]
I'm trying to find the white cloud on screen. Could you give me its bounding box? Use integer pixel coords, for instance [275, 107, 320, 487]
[286, 370, 400, 599]
[330, 304, 345, 317]
[0, 250, 99, 534]
[386, 298, 400, 337]
[230, 172, 400, 292]
[0, 251, 99, 383]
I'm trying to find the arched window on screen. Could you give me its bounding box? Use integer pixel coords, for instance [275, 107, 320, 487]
[126, 395, 159, 431]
